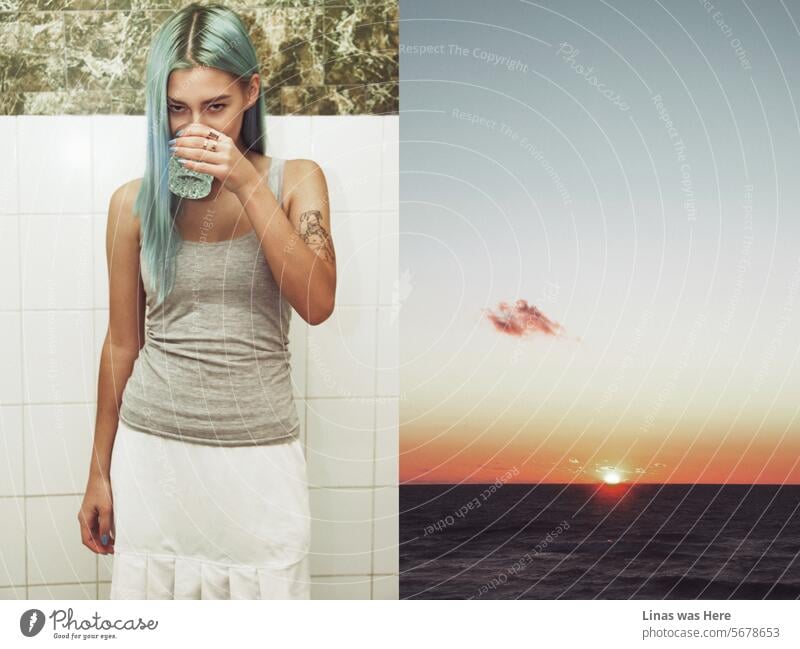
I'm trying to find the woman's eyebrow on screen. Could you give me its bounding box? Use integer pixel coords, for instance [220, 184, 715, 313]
[167, 94, 232, 104]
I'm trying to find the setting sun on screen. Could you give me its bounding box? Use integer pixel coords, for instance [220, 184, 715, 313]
[602, 470, 622, 485]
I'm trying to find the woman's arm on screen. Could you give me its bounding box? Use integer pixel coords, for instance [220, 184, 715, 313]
[236, 159, 336, 325]
[80, 180, 145, 555]
[90, 181, 146, 481]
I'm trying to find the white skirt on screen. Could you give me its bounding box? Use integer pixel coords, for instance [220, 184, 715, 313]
[108, 419, 311, 599]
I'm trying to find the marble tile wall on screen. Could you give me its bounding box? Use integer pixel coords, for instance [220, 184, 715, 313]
[0, 0, 398, 115]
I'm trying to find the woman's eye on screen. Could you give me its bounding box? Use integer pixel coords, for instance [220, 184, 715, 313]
[167, 103, 224, 113]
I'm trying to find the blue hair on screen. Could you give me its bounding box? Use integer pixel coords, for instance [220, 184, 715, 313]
[134, 2, 268, 304]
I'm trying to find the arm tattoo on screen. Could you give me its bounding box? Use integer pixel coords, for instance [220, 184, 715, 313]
[298, 210, 335, 264]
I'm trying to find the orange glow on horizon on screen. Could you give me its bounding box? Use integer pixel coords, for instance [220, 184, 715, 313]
[400, 426, 800, 485]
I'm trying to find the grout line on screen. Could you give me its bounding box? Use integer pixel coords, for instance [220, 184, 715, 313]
[90, 115, 98, 601]
[0, 394, 396, 407]
[0, 484, 384, 499]
[370, 123, 385, 599]
[1, 300, 398, 312]
[3, 574, 399, 589]
[10, 208, 396, 217]
[16, 116, 28, 600]
[305, 116, 312, 460]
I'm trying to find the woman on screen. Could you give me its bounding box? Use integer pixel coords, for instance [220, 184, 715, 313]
[78, 3, 336, 600]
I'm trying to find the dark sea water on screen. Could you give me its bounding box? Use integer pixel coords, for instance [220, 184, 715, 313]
[400, 484, 800, 599]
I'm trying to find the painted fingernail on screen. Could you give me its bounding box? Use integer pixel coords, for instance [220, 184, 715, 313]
[178, 158, 187, 164]
[168, 138, 176, 145]
[169, 146, 176, 153]
[101, 534, 108, 545]
[176, 129, 184, 136]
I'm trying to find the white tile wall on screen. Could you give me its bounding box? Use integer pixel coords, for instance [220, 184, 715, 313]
[0, 211, 19, 309]
[309, 488, 373, 575]
[0, 406, 24, 496]
[24, 404, 94, 496]
[27, 494, 96, 585]
[21, 214, 93, 310]
[0, 313, 22, 404]
[306, 398, 375, 488]
[0, 114, 399, 600]
[0, 498, 26, 587]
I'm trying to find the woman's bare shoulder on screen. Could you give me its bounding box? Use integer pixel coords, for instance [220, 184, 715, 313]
[108, 178, 144, 246]
[284, 157, 320, 172]
[112, 177, 143, 207]
[282, 158, 324, 209]
[284, 158, 324, 183]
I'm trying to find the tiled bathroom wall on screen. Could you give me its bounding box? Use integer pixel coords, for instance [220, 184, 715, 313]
[0, 113, 399, 599]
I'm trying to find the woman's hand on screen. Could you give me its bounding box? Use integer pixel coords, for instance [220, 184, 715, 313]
[169, 122, 261, 195]
[78, 475, 115, 555]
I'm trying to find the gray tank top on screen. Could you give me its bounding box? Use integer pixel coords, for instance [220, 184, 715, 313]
[119, 157, 300, 446]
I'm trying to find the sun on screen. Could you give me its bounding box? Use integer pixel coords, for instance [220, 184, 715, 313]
[602, 470, 622, 485]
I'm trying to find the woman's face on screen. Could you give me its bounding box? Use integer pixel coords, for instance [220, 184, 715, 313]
[166, 66, 258, 146]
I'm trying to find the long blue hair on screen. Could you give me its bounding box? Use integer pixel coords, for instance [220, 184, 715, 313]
[135, 2, 268, 304]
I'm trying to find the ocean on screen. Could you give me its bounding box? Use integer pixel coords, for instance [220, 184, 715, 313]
[400, 484, 800, 599]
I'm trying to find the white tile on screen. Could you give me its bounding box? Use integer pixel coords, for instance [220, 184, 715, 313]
[0, 406, 24, 496]
[0, 585, 26, 599]
[311, 117, 383, 212]
[0, 214, 19, 310]
[381, 116, 399, 212]
[28, 583, 96, 599]
[372, 574, 398, 599]
[91, 116, 146, 213]
[307, 306, 376, 398]
[27, 494, 97, 585]
[376, 306, 398, 396]
[309, 488, 372, 575]
[24, 404, 94, 495]
[0, 312, 22, 405]
[94, 213, 108, 310]
[306, 398, 374, 488]
[288, 313, 307, 398]
[372, 486, 398, 574]
[0, 117, 18, 214]
[294, 398, 307, 448]
[374, 397, 398, 487]
[22, 310, 95, 404]
[18, 116, 93, 214]
[98, 554, 113, 583]
[98, 581, 111, 599]
[266, 116, 313, 159]
[333, 212, 380, 306]
[311, 575, 371, 600]
[378, 210, 398, 306]
[21, 214, 93, 310]
[0, 497, 26, 587]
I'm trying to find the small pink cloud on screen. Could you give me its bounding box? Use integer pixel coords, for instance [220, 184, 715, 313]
[484, 299, 572, 339]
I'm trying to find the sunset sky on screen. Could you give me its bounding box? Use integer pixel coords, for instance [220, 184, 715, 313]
[400, 0, 800, 484]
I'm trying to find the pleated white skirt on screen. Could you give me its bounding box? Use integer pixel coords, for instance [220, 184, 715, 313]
[108, 419, 311, 599]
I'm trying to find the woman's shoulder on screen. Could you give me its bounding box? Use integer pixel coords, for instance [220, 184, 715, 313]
[108, 177, 144, 247]
[282, 158, 324, 207]
[284, 158, 325, 184]
[111, 177, 143, 208]
[283, 157, 321, 172]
